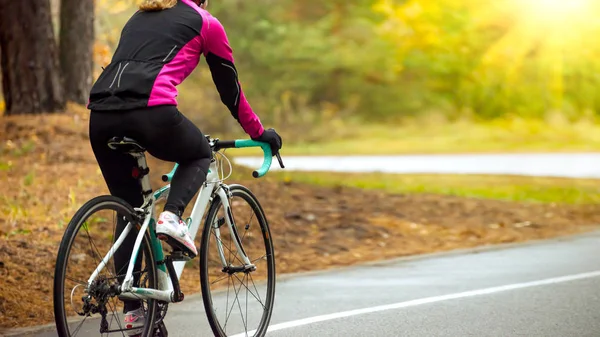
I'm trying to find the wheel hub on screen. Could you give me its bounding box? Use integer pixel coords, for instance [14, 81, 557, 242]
[222, 264, 257, 275]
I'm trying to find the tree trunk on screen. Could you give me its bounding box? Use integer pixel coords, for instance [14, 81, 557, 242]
[0, 0, 65, 115]
[60, 0, 94, 104]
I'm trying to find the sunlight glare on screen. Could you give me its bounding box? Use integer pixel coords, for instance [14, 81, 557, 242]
[521, 0, 590, 23]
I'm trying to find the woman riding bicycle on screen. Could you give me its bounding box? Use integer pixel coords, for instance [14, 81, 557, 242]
[87, 0, 282, 332]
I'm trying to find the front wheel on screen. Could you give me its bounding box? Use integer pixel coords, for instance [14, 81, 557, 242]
[200, 185, 276, 337]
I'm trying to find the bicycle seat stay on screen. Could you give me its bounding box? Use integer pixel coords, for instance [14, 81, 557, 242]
[107, 136, 146, 153]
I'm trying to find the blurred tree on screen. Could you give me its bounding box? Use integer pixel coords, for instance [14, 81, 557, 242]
[209, 0, 393, 121]
[60, 0, 95, 104]
[93, 0, 600, 124]
[0, 0, 65, 115]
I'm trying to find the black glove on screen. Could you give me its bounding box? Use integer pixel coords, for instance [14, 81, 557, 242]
[252, 128, 282, 156]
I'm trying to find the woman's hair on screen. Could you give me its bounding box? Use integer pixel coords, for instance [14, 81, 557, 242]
[139, 0, 178, 11]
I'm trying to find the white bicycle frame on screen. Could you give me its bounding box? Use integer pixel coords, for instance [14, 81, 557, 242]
[87, 151, 252, 303]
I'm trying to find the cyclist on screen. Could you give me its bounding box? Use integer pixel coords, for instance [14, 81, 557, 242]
[87, 0, 282, 333]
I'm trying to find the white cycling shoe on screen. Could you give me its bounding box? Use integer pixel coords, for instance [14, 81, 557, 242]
[124, 308, 145, 336]
[155, 211, 198, 258]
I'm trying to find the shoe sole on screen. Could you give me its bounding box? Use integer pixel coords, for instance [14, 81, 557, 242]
[156, 233, 197, 259]
[125, 323, 142, 337]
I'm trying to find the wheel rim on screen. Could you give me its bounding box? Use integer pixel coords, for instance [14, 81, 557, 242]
[203, 190, 275, 337]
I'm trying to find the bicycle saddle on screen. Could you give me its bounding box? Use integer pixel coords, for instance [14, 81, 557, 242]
[107, 136, 146, 153]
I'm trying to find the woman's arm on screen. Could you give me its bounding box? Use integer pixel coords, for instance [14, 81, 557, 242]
[203, 16, 264, 139]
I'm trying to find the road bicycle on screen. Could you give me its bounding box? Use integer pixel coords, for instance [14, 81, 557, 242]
[53, 135, 283, 336]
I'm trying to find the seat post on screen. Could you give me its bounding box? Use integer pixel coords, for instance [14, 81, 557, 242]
[131, 152, 153, 202]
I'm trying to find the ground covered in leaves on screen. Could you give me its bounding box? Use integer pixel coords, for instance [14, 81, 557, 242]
[1, 108, 599, 330]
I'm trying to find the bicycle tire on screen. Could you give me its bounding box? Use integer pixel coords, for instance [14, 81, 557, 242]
[200, 185, 276, 337]
[53, 195, 158, 337]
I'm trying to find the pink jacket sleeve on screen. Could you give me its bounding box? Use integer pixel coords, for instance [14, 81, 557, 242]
[202, 15, 264, 138]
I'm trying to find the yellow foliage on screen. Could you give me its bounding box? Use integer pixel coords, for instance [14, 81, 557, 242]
[109, 0, 130, 14]
[97, 0, 138, 13]
[373, 0, 443, 65]
[0, 100, 5, 115]
[94, 42, 111, 66]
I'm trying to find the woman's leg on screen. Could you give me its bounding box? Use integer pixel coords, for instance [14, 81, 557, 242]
[89, 111, 144, 312]
[136, 106, 212, 216]
[89, 106, 211, 309]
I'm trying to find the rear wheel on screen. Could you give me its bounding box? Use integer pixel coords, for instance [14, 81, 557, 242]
[53, 195, 158, 336]
[200, 185, 276, 337]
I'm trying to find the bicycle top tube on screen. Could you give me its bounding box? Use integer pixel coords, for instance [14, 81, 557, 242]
[161, 138, 279, 182]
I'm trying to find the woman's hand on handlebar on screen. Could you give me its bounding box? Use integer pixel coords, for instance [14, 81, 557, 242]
[252, 128, 282, 156]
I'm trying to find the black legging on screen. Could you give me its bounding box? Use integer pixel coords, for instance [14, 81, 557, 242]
[89, 105, 211, 311]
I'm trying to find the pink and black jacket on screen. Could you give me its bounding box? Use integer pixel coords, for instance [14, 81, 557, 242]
[88, 0, 264, 138]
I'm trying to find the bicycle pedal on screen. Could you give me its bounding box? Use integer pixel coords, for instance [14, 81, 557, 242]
[168, 251, 191, 262]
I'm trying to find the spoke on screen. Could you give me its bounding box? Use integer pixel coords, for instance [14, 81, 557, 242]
[223, 229, 232, 333]
[113, 258, 128, 279]
[248, 272, 263, 304]
[106, 298, 127, 337]
[235, 274, 248, 334]
[112, 229, 140, 279]
[65, 275, 88, 285]
[112, 267, 148, 283]
[71, 214, 109, 337]
[85, 222, 117, 280]
[211, 273, 230, 285]
[240, 210, 256, 246]
[112, 212, 126, 277]
[108, 300, 116, 336]
[69, 210, 148, 337]
[250, 254, 268, 264]
[103, 211, 140, 280]
[228, 197, 254, 264]
[108, 253, 150, 337]
[211, 201, 262, 333]
[212, 230, 245, 266]
[84, 224, 127, 330]
[112, 211, 117, 254]
[240, 229, 247, 245]
[71, 315, 88, 336]
[224, 274, 245, 330]
[223, 273, 232, 332]
[245, 274, 249, 337]
[232, 273, 265, 310]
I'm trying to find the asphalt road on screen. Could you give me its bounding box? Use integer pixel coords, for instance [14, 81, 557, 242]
[7, 231, 600, 337]
[234, 153, 600, 178]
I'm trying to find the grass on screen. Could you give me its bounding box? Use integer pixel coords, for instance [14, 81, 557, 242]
[282, 115, 600, 155]
[0, 161, 12, 171]
[226, 113, 600, 205]
[274, 171, 600, 204]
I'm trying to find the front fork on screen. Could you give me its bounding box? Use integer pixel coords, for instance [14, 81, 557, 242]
[213, 186, 254, 271]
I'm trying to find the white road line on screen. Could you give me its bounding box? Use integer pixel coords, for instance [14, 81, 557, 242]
[231, 270, 600, 337]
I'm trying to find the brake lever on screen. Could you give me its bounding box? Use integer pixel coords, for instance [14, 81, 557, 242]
[276, 152, 285, 169]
